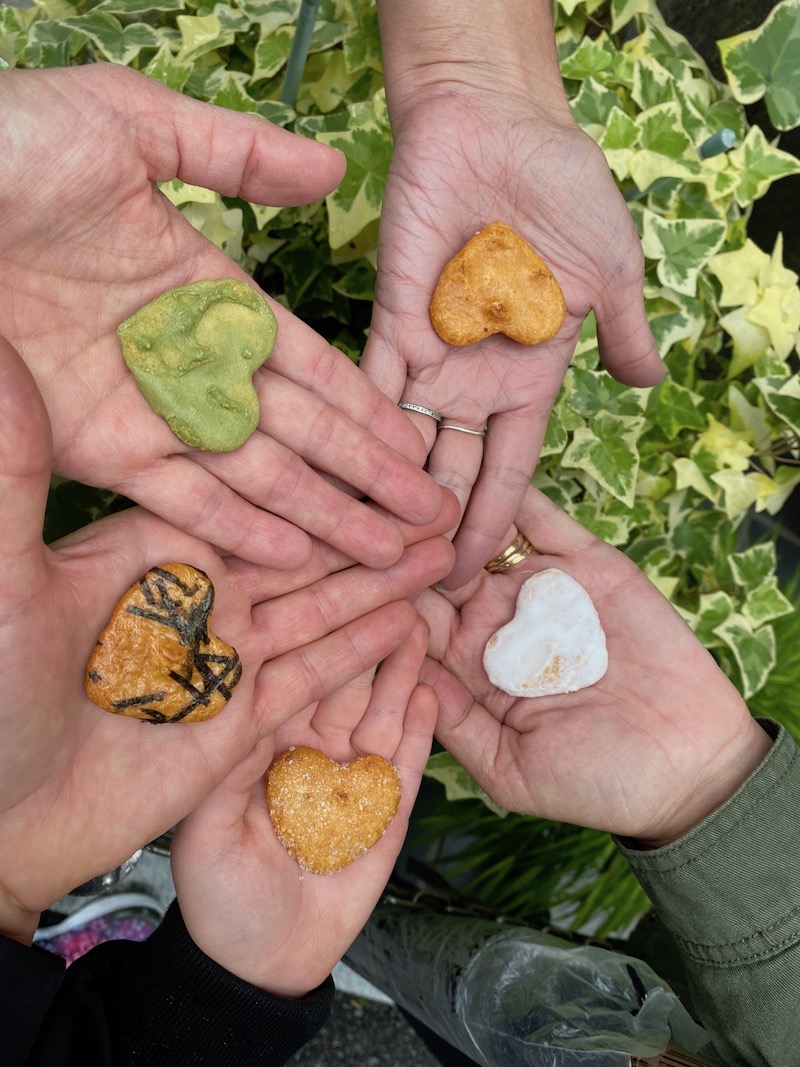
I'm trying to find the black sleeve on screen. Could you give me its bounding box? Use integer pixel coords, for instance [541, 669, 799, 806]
[9, 901, 334, 1067]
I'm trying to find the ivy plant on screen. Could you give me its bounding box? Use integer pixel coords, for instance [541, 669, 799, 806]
[4, 0, 798, 936]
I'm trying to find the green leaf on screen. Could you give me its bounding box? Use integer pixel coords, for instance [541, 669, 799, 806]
[641, 214, 727, 296]
[175, 11, 235, 64]
[342, 4, 381, 73]
[648, 378, 707, 437]
[22, 19, 75, 67]
[144, 41, 193, 91]
[569, 76, 621, 134]
[58, 13, 162, 64]
[210, 70, 259, 112]
[729, 542, 778, 589]
[753, 374, 800, 434]
[568, 368, 649, 418]
[559, 32, 616, 80]
[714, 613, 776, 698]
[742, 579, 795, 628]
[316, 120, 392, 248]
[562, 414, 644, 506]
[728, 124, 800, 206]
[718, 0, 800, 131]
[424, 752, 508, 818]
[250, 24, 292, 83]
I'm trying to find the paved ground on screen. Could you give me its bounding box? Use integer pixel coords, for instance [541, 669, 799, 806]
[288, 995, 441, 1067]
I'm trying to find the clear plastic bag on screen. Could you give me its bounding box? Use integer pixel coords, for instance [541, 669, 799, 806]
[346, 904, 712, 1066]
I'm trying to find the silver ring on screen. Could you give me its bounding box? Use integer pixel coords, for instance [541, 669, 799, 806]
[399, 402, 442, 423]
[439, 422, 486, 438]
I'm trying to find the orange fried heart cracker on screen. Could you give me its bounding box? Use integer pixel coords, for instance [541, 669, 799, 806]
[429, 221, 566, 346]
[266, 747, 401, 875]
[85, 563, 241, 724]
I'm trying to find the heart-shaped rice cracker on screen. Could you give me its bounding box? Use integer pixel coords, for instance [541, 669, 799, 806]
[483, 568, 607, 697]
[429, 221, 566, 346]
[85, 563, 241, 724]
[266, 747, 401, 875]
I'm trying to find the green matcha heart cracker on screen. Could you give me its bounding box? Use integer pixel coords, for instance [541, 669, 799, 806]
[118, 278, 278, 452]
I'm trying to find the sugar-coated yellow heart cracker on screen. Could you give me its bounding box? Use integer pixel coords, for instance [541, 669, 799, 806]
[429, 221, 566, 347]
[266, 747, 401, 875]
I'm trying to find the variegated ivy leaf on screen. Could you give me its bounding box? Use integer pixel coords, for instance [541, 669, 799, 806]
[730, 542, 780, 589]
[727, 125, 800, 207]
[753, 375, 800, 435]
[710, 469, 778, 519]
[176, 12, 236, 64]
[743, 580, 796, 628]
[610, 0, 651, 34]
[424, 752, 508, 818]
[211, 70, 259, 112]
[568, 368, 650, 418]
[764, 466, 800, 515]
[57, 13, 161, 64]
[648, 379, 707, 438]
[569, 76, 620, 137]
[645, 288, 706, 356]
[343, 3, 381, 73]
[570, 501, 632, 546]
[93, 0, 184, 13]
[145, 42, 193, 91]
[598, 106, 638, 180]
[316, 119, 392, 248]
[714, 613, 776, 699]
[691, 590, 735, 646]
[250, 25, 293, 83]
[718, 0, 800, 131]
[695, 414, 754, 472]
[728, 384, 775, 454]
[21, 19, 74, 68]
[630, 55, 673, 111]
[562, 414, 644, 506]
[640, 214, 726, 296]
[560, 32, 616, 80]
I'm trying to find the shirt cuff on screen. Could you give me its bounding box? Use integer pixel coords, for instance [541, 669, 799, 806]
[618, 718, 800, 964]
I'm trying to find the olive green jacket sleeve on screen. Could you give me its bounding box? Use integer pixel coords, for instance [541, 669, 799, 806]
[618, 719, 800, 1067]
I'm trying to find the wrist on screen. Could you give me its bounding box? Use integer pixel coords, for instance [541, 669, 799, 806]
[376, 0, 573, 126]
[0, 892, 40, 948]
[634, 717, 774, 849]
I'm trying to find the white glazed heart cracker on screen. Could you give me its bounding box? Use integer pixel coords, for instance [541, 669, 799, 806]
[483, 568, 608, 697]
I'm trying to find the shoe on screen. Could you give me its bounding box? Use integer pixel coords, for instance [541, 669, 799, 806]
[33, 892, 166, 965]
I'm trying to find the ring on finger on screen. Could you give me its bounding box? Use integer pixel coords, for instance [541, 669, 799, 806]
[399, 402, 442, 423]
[439, 421, 487, 438]
[485, 531, 535, 573]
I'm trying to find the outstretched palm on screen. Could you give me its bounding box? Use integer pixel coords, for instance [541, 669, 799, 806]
[416, 486, 765, 845]
[362, 90, 663, 584]
[0, 336, 453, 936]
[0, 65, 441, 571]
[171, 620, 436, 997]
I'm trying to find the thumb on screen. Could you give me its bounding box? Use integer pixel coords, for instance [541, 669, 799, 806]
[0, 335, 52, 570]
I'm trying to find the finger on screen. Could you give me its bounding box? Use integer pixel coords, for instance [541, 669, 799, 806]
[0, 335, 51, 584]
[445, 409, 541, 587]
[249, 537, 455, 660]
[515, 484, 599, 557]
[425, 421, 485, 535]
[420, 657, 503, 780]
[350, 616, 431, 757]
[267, 312, 431, 472]
[304, 667, 376, 760]
[254, 600, 419, 733]
[595, 285, 664, 388]
[117, 455, 314, 570]
[91, 65, 349, 206]
[255, 369, 443, 529]
[226, 490, 462, 606]
[391, 684, 438, 806]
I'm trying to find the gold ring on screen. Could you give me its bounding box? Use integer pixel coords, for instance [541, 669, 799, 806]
[485, 532, 535, 573]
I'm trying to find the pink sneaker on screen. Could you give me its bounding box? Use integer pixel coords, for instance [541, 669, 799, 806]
[33, 893, 165, 966]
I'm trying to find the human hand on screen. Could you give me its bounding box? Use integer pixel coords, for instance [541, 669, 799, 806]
[416, 486, 771, 848]
[0, 65, 442, 571]
[363, 3, 663, 584]
[171, 618, 435, 997]
[0, 335, 455, 945]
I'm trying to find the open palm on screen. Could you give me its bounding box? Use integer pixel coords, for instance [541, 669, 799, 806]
[415, 486, 767, 846]
[171, 620, 436, 997]
[361, 90, 663, 585]
[0, 336, 454, 938]
[0, 65, 441, 571]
